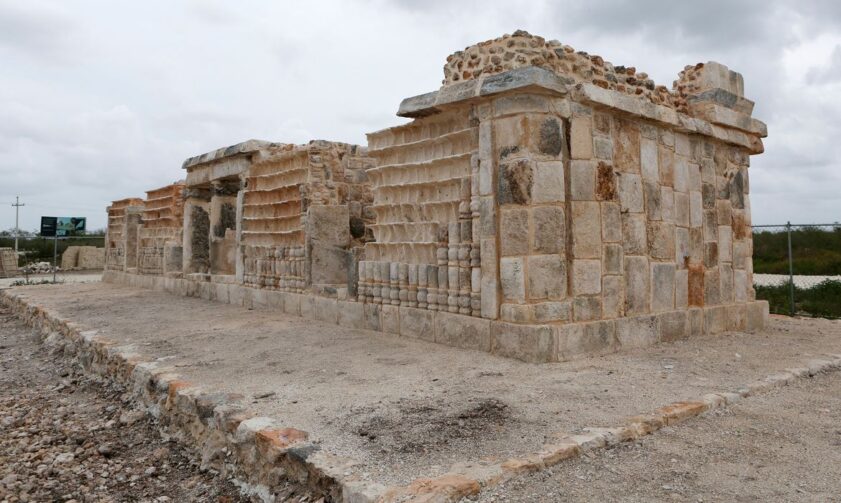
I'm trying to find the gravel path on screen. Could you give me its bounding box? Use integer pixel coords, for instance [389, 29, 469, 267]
[470, 371, 841, 502]
[0, 306, 253, 503]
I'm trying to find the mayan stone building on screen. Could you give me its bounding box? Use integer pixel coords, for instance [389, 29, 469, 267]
[355, 31, 768, 361]
[103, 31, 769, 363]
[138, 182, 185, 276]
[105, 197, 144, 271]
[240, 141, 374, 297]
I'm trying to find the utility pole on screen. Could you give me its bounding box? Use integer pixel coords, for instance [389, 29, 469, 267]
[12, 196, 24, 253]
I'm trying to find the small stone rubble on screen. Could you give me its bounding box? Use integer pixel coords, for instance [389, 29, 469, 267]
[0, 307, 254, 503]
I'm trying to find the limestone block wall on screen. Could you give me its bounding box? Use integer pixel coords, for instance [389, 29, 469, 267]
[105, 198, 144, 271]
[359, 30, 767, 351]
[361, 110, 480, 315]
[241, 141, 375, 296]
[61, 246, 105, 270]
[0, 248, 18, 278]
[139, 182, 185, 275]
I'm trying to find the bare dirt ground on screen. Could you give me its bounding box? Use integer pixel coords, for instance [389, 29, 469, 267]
[470, 371, 841, 502]
[7, 283, 841, 488]
[0, 305, 253, 503]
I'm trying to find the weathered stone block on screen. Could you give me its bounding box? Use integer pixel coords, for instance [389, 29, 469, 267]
[532, 161, 565, 203]
[624, 256, 649, 315]
[618, 173, 644, 213]
[500, 208, 529, 256]
[725, 303, 746, 331]
[532, 206, 565, 254]
[718, 226, 733, 262]
[603, 243, 623, 275]
[674, 192, 690, 227]
[651, 263, 676, 312]
[647, 221, 675, 260]
[435, 312, 491, 351]
[528, 254, 566, 300]
[601, 202, 622, 242]
[616, 315, 659, 349]
[572, 259, 601, 296]
[570, 116, 594, 160]
[381, 304, 399, 334]
[734, 270, 748, 302]
[675, 269, 689, 308]
[602, 275, 624, 319]
[572, 202, 602, 258]
[491, 322, 555, 363]
[704, 305, 726, 334]
[556, 320, 618, 360]
[659, 310, 688, 342]
[500, 257, 526, 302]
[399, 307, 435, 341]
[499, 158, 533, 205]
[613, 118, 641, 173]
[622, 213, 647, 255]
[571, 160, 596, 200]
[283, 293, 302, 316]
[674, 156, 689, 193]
[641, 137, 659, 182]
[363, 303, 382, 331]
[719, 263, 734, 303]
[573, 296, 602, 322]
[689, 191, 703, 227]
[661, 186, 675, 222]
[658, 145, 674, 187]
[337, 301, 366, 330]
[533, 301, 572, 322]
[746, 301, 768, 331]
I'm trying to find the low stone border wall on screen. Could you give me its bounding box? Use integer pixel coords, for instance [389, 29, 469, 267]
[0, 290, 384, 503]
[1, 287, 835, 502]
[102, 271, 769, 363]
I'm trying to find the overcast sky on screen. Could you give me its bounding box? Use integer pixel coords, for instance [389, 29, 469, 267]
[2, 0, 840, 232]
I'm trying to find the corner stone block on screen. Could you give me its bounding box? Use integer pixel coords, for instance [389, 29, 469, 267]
[434, 311, 491, 352]
[399, 307, 435, 341]
[703, 305, 726, 335]
[491, 321, 555, 363]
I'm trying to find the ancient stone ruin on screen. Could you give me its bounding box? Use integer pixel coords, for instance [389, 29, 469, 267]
[61, 246, 105, 270]
[0, 248, 18, 278]
[103, 31, 769, 362]
[105, 198, 144, 271]
[139, 182, 185, 276]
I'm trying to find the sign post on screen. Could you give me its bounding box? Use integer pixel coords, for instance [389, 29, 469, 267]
[40, 216, 87, 283]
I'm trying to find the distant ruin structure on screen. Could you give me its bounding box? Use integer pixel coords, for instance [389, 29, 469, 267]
[103, 31, 769, 362]
[105, 198, 144, 271]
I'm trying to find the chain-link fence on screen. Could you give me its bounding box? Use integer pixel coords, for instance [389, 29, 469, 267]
[752, 223, 841, 319]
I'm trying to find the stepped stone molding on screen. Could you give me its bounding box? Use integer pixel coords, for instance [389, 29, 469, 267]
[139, 182, 185, 276]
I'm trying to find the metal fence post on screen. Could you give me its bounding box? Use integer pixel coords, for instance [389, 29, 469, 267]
[786, 221, 794, 316]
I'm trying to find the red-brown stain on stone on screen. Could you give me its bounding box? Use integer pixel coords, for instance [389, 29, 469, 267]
[688, 264, 705, 307]
[596, 162, 617, 200]
[256, 427, 309, 450]
[732, 212, 748, 240]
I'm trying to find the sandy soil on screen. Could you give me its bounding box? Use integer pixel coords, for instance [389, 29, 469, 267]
[471, 371, 841, 502]
[7, 283, 841, 487]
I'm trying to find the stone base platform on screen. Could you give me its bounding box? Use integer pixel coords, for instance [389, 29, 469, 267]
[103, 271, 768, 363]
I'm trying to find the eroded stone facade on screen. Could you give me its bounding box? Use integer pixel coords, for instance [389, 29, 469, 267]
[139, 182, 185, 275]
[105, 198, 144, 271]
[103, 31, 769, 362]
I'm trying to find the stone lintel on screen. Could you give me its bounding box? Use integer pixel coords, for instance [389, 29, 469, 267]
[181, 139, 278, 170]
[397, 66, 571, 118]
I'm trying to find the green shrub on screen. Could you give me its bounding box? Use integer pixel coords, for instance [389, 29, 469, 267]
[755, 279, 841, 319]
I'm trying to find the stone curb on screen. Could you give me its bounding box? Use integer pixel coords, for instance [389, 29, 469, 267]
[378, 354, 841, 502]
[4, 288, 839, 503]
[0, 290, 386, 503]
